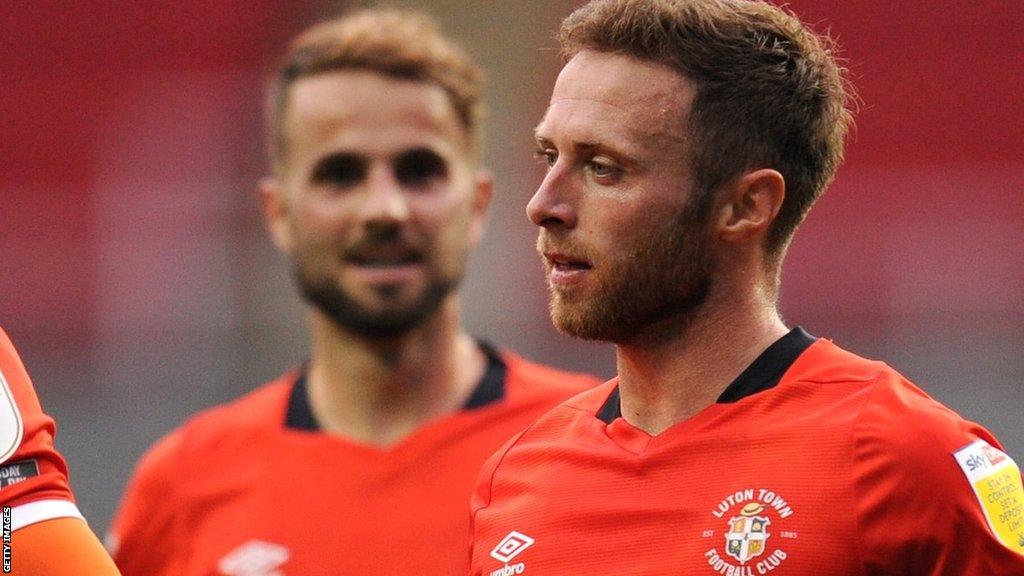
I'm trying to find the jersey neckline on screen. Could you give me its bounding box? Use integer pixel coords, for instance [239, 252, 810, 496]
[596, 327, 817, 425]
[284, 340, 508, 431]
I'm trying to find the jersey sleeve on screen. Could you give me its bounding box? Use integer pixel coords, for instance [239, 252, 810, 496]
[0, 327, 81, 529]
[10, 517, 121, 575]
[853, 372, 1024, 574]
[108, 430, 186, 576]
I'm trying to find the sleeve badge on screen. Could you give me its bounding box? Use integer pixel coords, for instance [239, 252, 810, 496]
[954, 439, 1024, 553]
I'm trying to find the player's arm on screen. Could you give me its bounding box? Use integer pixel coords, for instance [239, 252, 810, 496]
[0, 327, 120, 574]
[853, 375, 1024, 574]
[10, 517, 121, 575]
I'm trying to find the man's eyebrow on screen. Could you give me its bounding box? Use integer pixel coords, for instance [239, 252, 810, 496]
[390, 145, 446, 161]
[311, 150, 362, 168]
[534, 135, 636, 164]
[314, 149, 361, 162]
[534, 135, 602, 151]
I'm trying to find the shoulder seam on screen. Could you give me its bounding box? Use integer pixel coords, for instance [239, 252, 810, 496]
[848, 367, 891, 576]
[471, 414, 548, 521]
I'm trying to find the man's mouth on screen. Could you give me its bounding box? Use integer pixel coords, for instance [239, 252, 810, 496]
[543, 251, 592, 286]
[346, 252, 422, 266]
[344, 247, 424, 284]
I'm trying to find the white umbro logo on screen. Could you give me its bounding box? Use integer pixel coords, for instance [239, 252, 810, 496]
[490, 531, 535, 563]
[217, 540, 290, 576]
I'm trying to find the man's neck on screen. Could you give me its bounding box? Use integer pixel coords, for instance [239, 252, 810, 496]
[304, 298, 486, 446]
[615, 282, 788, 436]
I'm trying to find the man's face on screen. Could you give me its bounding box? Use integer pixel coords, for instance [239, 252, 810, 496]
[529, 50, 713, 343]
[264, 70, 490, 338]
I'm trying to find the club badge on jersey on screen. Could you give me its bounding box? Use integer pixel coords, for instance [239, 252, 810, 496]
[954, 439, 1024, 553]
[702, 488, 795, 575]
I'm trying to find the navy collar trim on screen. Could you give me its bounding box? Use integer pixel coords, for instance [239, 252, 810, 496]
[596, 327, 817, 424]
[285, 340, 508, 431]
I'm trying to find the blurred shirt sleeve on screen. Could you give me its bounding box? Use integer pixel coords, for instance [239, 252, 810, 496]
[107, 430, 184, 576]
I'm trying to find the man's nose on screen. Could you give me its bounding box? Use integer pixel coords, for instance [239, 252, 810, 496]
[527, 164, 577, 230]
[359, 164, 411, 225]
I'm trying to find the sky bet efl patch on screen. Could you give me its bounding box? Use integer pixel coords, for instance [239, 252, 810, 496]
[954, 439, 1024, 553]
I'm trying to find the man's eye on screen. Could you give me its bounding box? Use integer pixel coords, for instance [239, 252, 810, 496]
[534, 149, 557, 168]
[311, 155, 366, 188]
[588, 160, 621, 180]
[394, 149, 448, 188]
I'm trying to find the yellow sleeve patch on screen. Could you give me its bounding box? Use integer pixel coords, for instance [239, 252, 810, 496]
[954, 439, 1024, 553]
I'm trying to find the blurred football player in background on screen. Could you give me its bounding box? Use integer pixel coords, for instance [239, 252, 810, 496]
[108, 8, 597, 576]
[0, 327, 120, 575]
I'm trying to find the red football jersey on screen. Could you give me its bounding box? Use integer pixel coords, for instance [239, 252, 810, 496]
[470, 329, 1024, 575]
[0, 327, 82, 531]
[110, 344, 599, 576]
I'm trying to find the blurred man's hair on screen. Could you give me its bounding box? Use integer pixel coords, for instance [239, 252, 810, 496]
[560, 0, 854, 264]
[268, 9, 484, 172]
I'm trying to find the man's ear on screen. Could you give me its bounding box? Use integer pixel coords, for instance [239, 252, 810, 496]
[258, 177, 295, 254]
[716, 168, 785, 243]
[467, 169, 494, 246]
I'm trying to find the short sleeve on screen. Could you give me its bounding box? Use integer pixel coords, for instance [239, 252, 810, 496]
[853, 372, 1024, 574]
[0, 328, 79, 529]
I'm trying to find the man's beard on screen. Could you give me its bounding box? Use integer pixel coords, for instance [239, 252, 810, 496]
[547, 199, 713, 343]
[295, 263, 458, 340]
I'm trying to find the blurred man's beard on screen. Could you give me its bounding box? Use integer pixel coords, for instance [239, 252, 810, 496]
[295, 265, 458, 339]
[548, 202, 712, 343]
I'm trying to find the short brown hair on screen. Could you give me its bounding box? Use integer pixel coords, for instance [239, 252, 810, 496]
[268, 9, 484, 171]
[559, 0, 853, 262]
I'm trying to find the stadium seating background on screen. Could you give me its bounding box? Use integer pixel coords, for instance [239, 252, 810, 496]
[3, 0, 1022, 536]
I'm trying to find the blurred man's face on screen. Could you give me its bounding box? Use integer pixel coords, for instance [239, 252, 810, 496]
[264, 70, 490, 338]
[529, 50, 713, 343]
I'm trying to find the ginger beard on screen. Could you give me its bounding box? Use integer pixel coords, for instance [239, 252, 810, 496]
[542, 196, 713, 343]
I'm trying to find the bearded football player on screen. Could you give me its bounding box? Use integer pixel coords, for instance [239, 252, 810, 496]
[109, 10, 598, 576]
[469, 1, 1024, 574]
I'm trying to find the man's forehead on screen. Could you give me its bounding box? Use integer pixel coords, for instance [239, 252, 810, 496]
[287, 71, 455, 132]
[282, 70, 468, 162]
[537, 51, 692, 147]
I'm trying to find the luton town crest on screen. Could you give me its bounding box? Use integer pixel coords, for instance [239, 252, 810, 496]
[703, 488, 793, 574]
[724, 503, 771, 564]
